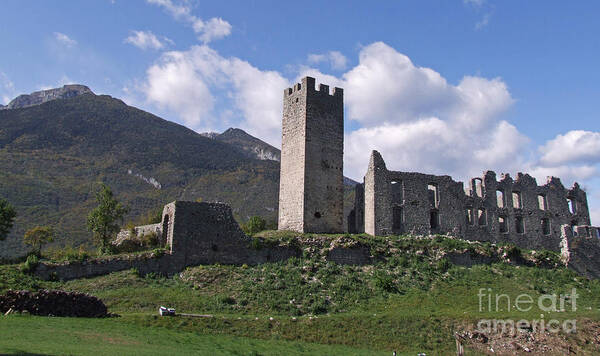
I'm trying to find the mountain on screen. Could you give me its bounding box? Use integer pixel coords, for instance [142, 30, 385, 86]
[0, 85, 93, 110]
[0, 90, 282, 259]
[0, 87, 355, 260]
[215, 128, 281, 162]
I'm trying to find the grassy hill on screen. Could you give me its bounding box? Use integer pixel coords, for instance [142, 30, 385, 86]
[1, 233, 600, 355]
[0, 93, 283, 259]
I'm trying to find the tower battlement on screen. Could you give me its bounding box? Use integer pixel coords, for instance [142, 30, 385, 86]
[283, 77, 343, 97]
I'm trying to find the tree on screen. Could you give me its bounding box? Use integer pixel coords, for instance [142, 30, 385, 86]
[0, 198, 17, 241]
[86, 184, 129, 254]
[23, 226, 54, 256]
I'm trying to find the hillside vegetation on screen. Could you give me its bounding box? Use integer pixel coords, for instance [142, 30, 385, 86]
[0, 94, 282, 258]
[2, 234, 600, 355]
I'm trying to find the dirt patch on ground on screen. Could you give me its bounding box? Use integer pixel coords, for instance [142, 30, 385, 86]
[457, 318, 600, 355]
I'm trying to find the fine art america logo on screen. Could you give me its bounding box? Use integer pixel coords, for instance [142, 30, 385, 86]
[476, 288, 578, 334]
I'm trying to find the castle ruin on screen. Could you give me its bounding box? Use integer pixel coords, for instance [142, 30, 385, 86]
[40, 76, 600, 281]
[277, 77, 599, 257]
[350, 150, 598, 253]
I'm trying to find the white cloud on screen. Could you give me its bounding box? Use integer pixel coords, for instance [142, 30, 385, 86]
[308, 51, 348, 70]
[147, 0, 232, 43]
[144, 48, 216, 131]
[125, 30, 171, 50]
[195, 17, 232, 43]
[540, 130, 600, 166]
[298, 42, 524, 182]
[141, 45, 288, 141]
[53, 32, 77, 48]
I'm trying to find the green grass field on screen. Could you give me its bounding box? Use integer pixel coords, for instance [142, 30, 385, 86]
[0, 314, 388, 356]
[2, 234, 600, 355]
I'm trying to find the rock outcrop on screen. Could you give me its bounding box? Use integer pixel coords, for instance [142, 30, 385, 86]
[0, 84, 93, 110]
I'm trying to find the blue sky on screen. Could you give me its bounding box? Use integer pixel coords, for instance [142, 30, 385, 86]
[2, 0, 600, 222]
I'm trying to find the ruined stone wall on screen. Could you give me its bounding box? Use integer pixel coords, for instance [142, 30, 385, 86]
[278, 76, 344, 233]
[359, 150, 595, 252]
[36, 201, 300, 281]
[114, 223, 162, 246]
[560, 224, 600, 279]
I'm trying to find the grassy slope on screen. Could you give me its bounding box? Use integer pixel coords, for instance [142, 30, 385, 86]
[0, 315, 385, 356]
[2, 234, 600, 354]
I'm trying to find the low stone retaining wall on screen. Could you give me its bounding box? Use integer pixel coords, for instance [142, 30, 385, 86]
[34, 245, 301, 281]
[326, 246, 372, 265]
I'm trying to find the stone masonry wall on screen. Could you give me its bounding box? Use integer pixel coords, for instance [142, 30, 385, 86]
[279, 77, 344, 233]
[359, 150, 598, 253]
[36, 201, 300, 281]
[560, 224, 600, 279]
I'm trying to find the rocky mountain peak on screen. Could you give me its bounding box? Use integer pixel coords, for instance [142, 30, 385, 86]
[0, 84, 94, 110]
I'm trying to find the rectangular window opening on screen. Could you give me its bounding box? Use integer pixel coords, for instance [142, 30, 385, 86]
[538, 194, 547, 210]
[428, 183, 439, 208]
[515, 216, 525, 234]
[568, 198, 577, 214]
[473, 178, 483, 198]
[466, 208, 474, 225]
[478, 208, 487, 226]
[496, 190, 505, 208]
[391, 181, 403, 204]
[571, 220, 578, 236]
[498, 216, 508, 233]
[512, 191, 522, 209]
[541, 218, 550, 235]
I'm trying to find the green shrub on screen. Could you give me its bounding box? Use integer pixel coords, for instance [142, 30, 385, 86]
[21, 254, 39, 273]
[141, 232, 160, 247]
[46, 245, 92, 262]
[152, 247, 166, 257]
[242, 216, 267, 236]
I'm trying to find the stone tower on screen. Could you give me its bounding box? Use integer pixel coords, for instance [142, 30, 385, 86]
[278, 76, 344, 233]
